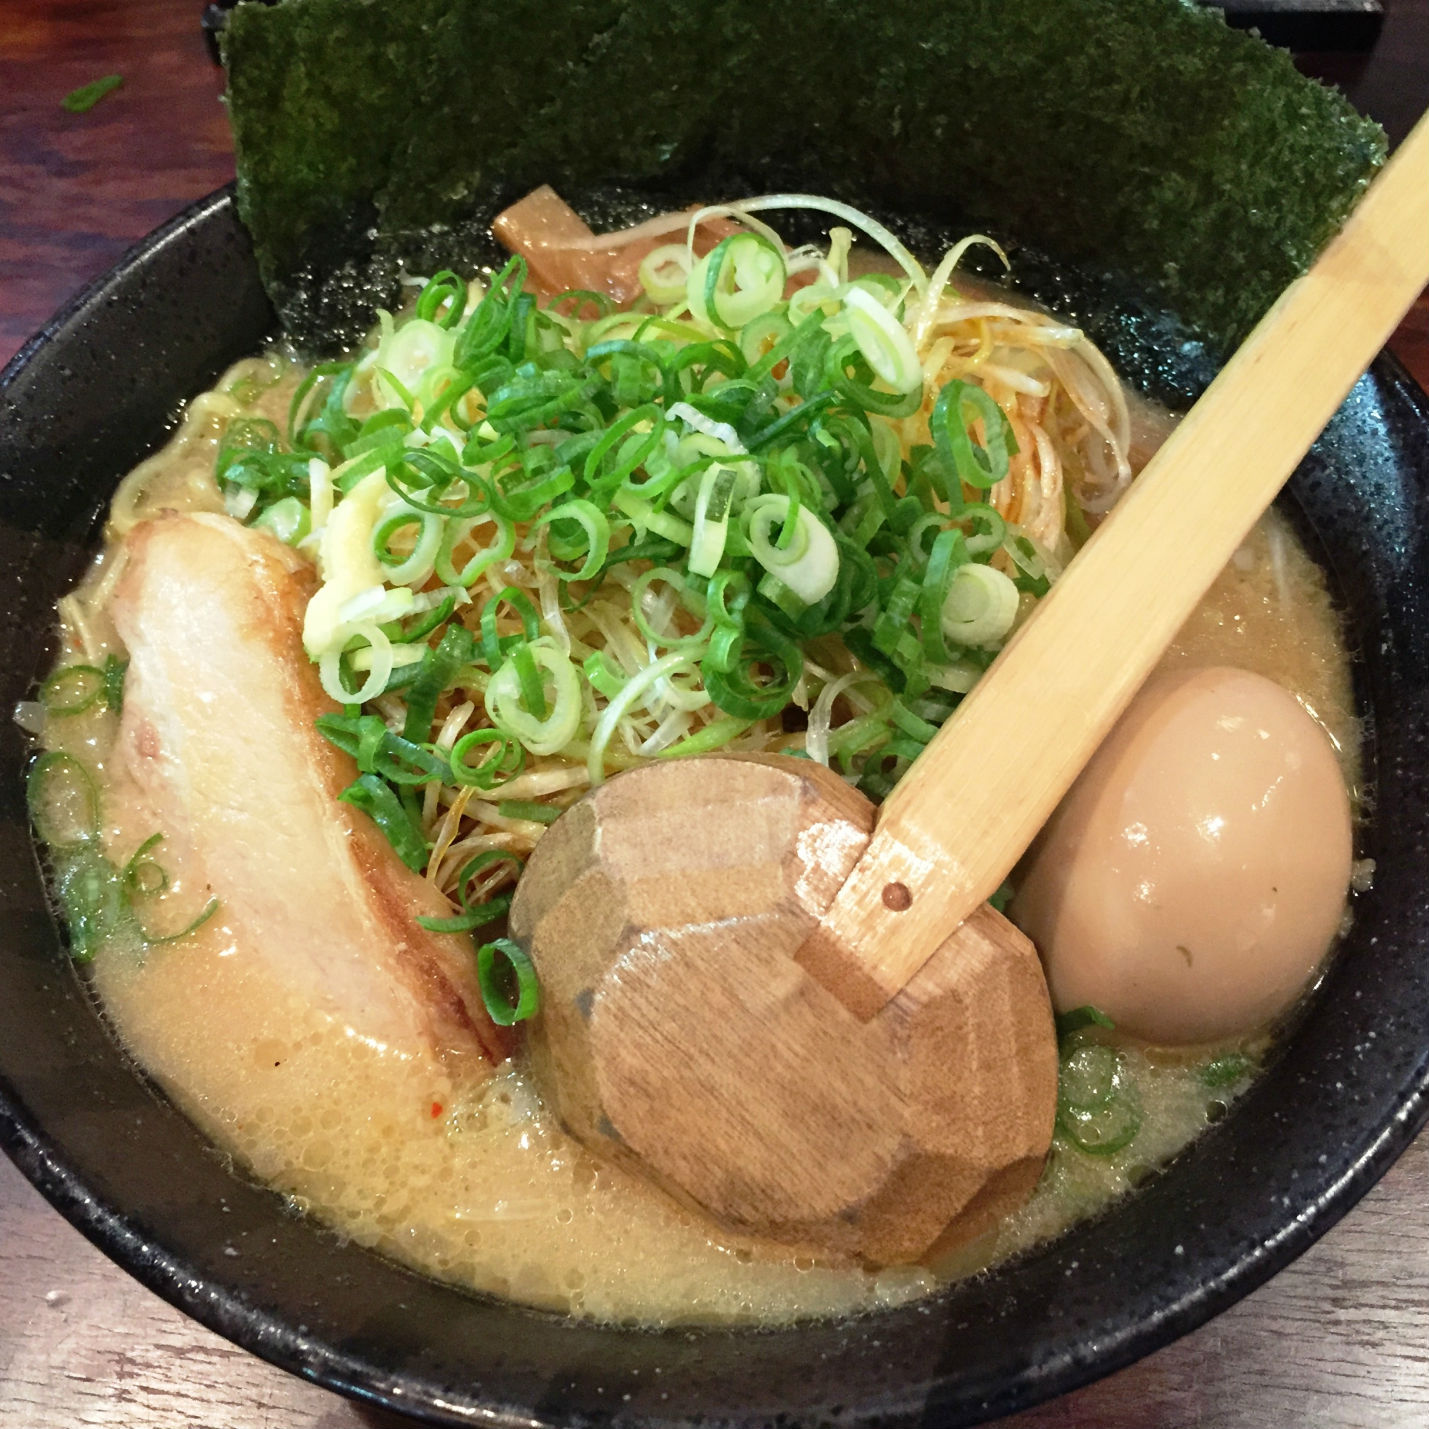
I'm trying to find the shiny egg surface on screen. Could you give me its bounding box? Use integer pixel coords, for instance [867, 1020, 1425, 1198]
[1012, 665, 1353, 1044]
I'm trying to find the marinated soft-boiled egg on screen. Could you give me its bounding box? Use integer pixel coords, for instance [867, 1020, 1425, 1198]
[1011, 666, 1353, 1045]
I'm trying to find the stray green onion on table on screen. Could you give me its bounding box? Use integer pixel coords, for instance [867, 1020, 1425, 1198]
[60, 74, 124, 114]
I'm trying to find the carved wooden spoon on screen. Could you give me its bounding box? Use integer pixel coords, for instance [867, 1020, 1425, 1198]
[510, 112, 1429, 1263]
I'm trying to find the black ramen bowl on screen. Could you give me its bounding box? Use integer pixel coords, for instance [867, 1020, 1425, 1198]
[1, 189, 1427, 1427]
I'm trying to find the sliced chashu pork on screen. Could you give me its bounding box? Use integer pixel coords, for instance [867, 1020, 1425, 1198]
[492, 185, 741, 303]
[107, 512, 510, 1070]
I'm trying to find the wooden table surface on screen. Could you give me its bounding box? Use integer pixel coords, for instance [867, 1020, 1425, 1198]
[2, 3, 1428, 1427]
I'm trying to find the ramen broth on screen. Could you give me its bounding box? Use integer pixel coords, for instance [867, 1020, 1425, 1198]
[37, 351, 1359, 1326]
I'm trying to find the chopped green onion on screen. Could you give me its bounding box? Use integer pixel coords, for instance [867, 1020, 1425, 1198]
[1200, 1052, 1253, 1088]
[486, 641, 582, 757]
[414, 270, 468, 329]
[940, 561, 1020, 648]
[510, 644, 548, 719]
[653, 715, 754, 759]
[476, 937, 541, 1025]
[700, 616, 802, 722]
[53, 846, 125, 962]
[824, 335, 921, 419]
[688, 466, 739, 577]
[454, 255, 526, 367]
[402, 622, 477, 741]
[434, 512, 514, 588]
[43, 826, 217, 961]
[121, 833, 169, 898]
[417, 850, 524, 933]
[27, 752, 101, 848]
[338, 773, 428, 871]
[638, 244, 692, 305]
[690, 232, 788, 330]
[628, 567, 714, 650]
[611, 489, 694, 545]
[1055, 1004, 1116, 1038]
[138, 896, 221, 946]
[318, 625, 394, 705]
[316, 712, 448, 785]
[449, 729, 526, 789]
[39, 665, 106, 717]
[253, 494, 312, 546]
[535, 499, 610, 582]
[738, 310, 793, 370]
[478, 587, 540, 670]
[418, 903, 510, 935]
[744, 495, 840, 605]
[842, 286, 923, 394]
[932, 380, 1017, 494]
[102, 654, 128, 716]
[1057, 1043, 1142, 1155]
[62, 75, 123, 113]
[498, 799, 563, 826]
[961, 502, 1007, 557]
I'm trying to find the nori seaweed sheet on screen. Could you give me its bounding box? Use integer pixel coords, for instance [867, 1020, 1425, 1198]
[223, 0, 1385, 362]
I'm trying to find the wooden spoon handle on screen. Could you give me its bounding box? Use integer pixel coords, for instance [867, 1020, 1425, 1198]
[803, 109, 1429, 1020]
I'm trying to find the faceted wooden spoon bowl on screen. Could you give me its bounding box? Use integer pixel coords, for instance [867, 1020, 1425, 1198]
[512, 754, 1055, 1262]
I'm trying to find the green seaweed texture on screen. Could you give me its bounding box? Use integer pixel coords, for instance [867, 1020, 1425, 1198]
[224, 0, 1385, 354]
